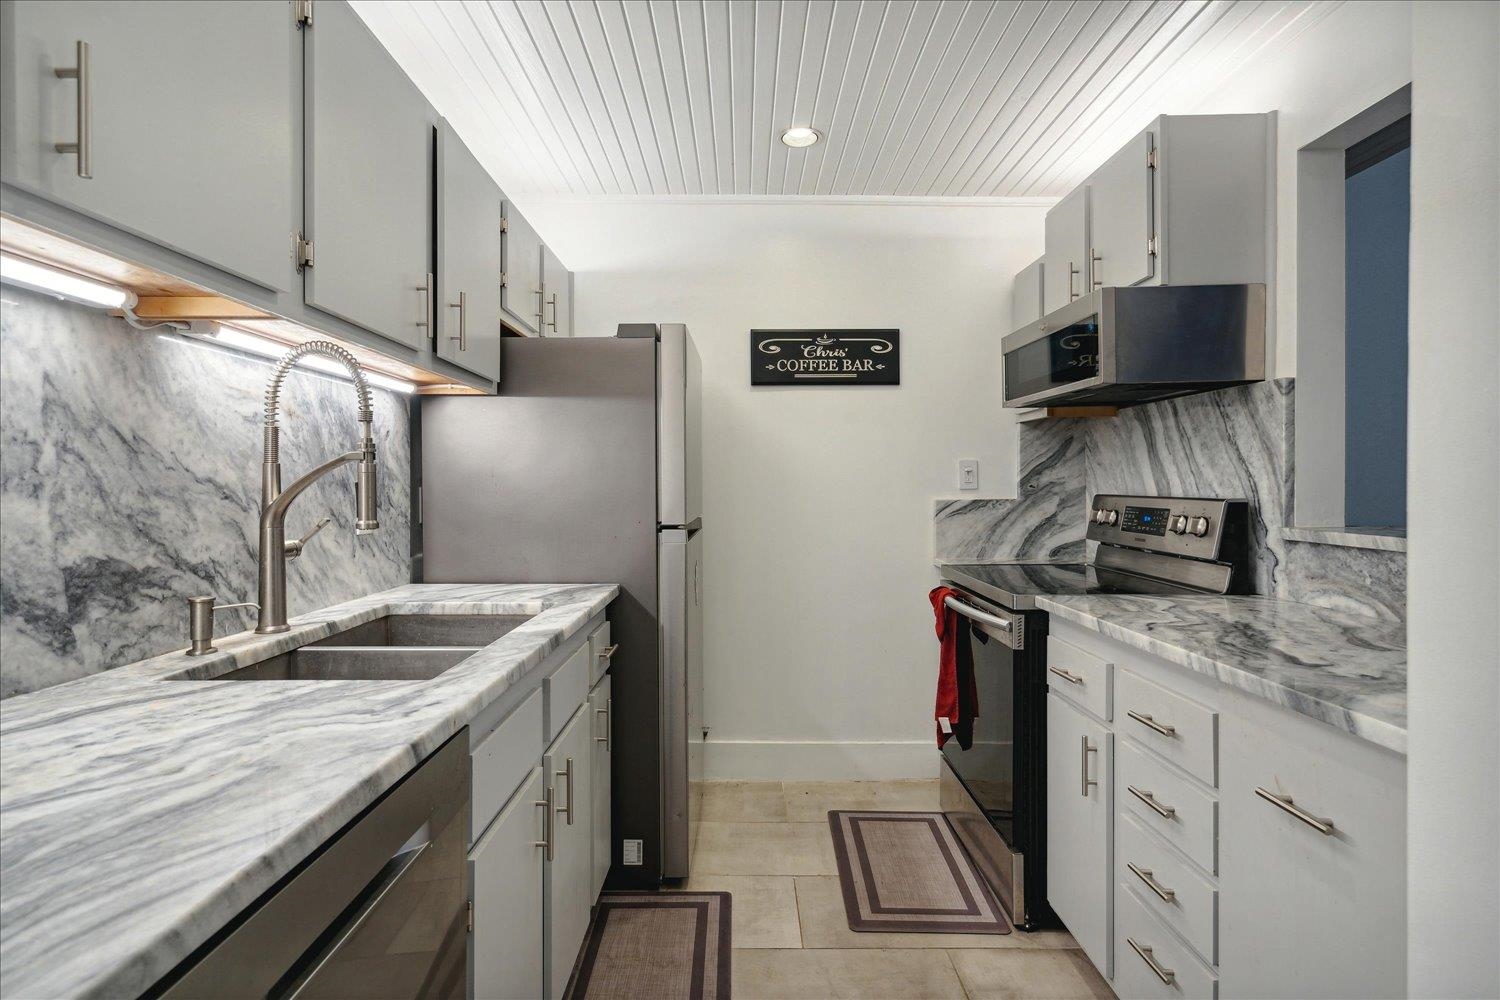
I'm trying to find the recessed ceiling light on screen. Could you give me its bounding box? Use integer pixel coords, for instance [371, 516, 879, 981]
[780, 126, 821, 148]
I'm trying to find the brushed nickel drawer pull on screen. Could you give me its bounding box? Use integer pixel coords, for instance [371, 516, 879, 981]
[1128, 862, 1177, 903]
[534, 787, 554, 860]
[1255, 787, 1334, 835]
[597, 643, 619, 661]
[1080, 736, 1098, 796]
[54, 40, 91, 178]
[1127, 710, 1177, 737]
[555, 757, 574, 825]
[1049, 666, 1083, 685]
[1128, 938, 1176, 986]
[1127, 784, 1177, 818]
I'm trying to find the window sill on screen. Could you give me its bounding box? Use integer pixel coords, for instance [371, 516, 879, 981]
[1282, 526, 1407, 552]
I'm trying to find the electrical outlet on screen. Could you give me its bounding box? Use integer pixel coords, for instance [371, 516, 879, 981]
[623, 839, 644, 866]
[959, 459, 979, 491]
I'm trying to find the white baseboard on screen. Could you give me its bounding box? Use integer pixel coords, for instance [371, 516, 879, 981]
[700, 739, 939, 781]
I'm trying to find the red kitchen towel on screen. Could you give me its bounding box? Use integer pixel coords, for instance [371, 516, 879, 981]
[929, 586, 978, 750]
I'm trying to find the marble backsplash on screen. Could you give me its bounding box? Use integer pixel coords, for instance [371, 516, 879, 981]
[0, 287, 413, 698]
[936, 379, 1405, 619]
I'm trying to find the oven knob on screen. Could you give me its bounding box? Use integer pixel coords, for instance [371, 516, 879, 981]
[1170, 514, 1189, 535]
[1188, 515, 1211, 537]
[1092, 507, 1107, 524]
[1104, 508, 1119, 526]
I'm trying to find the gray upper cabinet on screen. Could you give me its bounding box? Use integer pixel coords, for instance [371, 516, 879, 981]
[0, 0, 294, 292]
[541, 245, 572, 338]
[436, 121, 502, 382]
[1087, 130, 1156, 290]
[1043, 185, 1089, 314]
[501, 200, 543, 336]
[1011, 257, 1045, 329]
[304, 0, 433, 351]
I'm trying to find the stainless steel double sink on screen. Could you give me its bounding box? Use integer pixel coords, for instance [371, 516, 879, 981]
[179, 614, 534, 682]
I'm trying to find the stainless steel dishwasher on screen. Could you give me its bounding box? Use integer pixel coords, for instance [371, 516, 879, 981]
[155, 733, 470, 999]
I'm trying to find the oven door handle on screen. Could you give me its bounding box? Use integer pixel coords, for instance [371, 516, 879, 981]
[943, 595, 1022, 649]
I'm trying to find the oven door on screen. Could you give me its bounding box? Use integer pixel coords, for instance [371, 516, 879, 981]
[937, 587, 1048, 930]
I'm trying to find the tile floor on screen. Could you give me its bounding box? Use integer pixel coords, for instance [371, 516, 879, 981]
[682, 780, 1115, 1000]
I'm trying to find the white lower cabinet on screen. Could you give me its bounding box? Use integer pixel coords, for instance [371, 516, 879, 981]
[1047, 621, 1405, 1000]
[545, 705, 594, 1000]
[589, 674, 613, 899]
[467, 617, 615, 1000]
[1216, 692, 1406, 999]
[470, 768, 546, 1000]
[1047, 692, 1114, 976]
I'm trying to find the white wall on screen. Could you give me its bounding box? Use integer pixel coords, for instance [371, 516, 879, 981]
[1406, 3, 1500, 996]
[530, 198, 1047, 778]
[1181, 1, 1413, 377]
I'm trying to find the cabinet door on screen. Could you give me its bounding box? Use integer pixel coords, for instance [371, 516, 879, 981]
[501, 199, 543, 335]
[589, 674, 612, 898]
[1011, 258, 1045, 329]
[1043, 185, 1090, 313]
[545, 706, 594, 1000]
[542, 244, 572, 338]
[1, 1, 293, 291]
[305, 0, 431, 350]
[471, 767, 546, 1000]
[1217, 696, 1406, 999]
[436, 121, 502, 381]
[1089, 129, 1156, 289]
[1046, 693, 1113, 976]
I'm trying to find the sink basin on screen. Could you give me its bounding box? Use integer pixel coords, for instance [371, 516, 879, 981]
[209, 646, 482, 682]
[306, 614, 533, 648]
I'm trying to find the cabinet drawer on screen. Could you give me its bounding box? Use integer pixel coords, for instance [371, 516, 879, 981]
[588, 620, 614, 685]
[1115, 884, 1218, 1000]
[1118, 811, 1217, 964]
[1047, 636, 1112, 721]
[545, 644, 589, 744]
[1119, 669, 1218, 786]
[1119, 740, 1218, 874]
[471, 689, 544, 843]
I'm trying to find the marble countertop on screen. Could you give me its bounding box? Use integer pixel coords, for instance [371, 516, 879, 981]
[938, 563, 1406, 755]
[0, 583, 617, 1000]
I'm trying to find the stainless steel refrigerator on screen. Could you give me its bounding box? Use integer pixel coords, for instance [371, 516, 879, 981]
[419, 324, 702, 888]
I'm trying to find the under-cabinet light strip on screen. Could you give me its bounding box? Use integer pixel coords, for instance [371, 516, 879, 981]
[206, 325, 416, 394]
[0, 251, 137, 309]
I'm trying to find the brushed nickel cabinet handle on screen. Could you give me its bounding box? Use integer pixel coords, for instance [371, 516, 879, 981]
[416, 273, 433, 330]
[1049, 666, 1083, 685]
[1255, 787, 1334, 835]
[1127, 862, 1177, 903]
[54, 40, 91, 178]
[1068, 261, 1079, 300]
[546, 292, 558, 332]
[555, 757, 574, 825]
[1080, 736, 1097, 797]
[595, 704, 609, 746]
[1090, 249, 1103, 290]
[534, 786, 554, 861]
[533, 288, 544, 331]
[447, 291, 467, 350]
[1127, 784, 1177, 819]
[1127, 938, 1176, 986]
[1127, 710, 1177, 737]
[597, 643, 619, 662]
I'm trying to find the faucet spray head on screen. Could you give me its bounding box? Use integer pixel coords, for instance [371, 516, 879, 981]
[355, 420, 379, 534]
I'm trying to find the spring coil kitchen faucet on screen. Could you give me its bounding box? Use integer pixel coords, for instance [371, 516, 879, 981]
[256, 341, 379, 634]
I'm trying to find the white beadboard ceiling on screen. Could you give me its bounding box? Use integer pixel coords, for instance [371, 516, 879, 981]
[352, 0, 1334, 199]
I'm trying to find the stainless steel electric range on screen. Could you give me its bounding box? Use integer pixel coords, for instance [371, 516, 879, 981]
[935, 494, 1252, 931]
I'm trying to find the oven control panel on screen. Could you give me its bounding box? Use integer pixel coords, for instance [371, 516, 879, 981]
[1087, 494, 1248, 561]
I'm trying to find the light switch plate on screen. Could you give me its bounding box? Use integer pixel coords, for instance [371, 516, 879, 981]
[959, 459, 979, 491]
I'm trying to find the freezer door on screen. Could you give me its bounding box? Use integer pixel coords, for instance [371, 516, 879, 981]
[659, 525, 702, 878]
[658, 324, 702, 527]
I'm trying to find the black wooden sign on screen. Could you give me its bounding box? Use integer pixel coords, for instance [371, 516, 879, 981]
[750, 330, 900, 386]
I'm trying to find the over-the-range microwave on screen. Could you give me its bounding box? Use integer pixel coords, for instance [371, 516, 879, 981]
[1001, 284, 1266, 408]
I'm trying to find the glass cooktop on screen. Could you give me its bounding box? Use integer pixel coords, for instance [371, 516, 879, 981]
[939, 560, 1201, 610]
